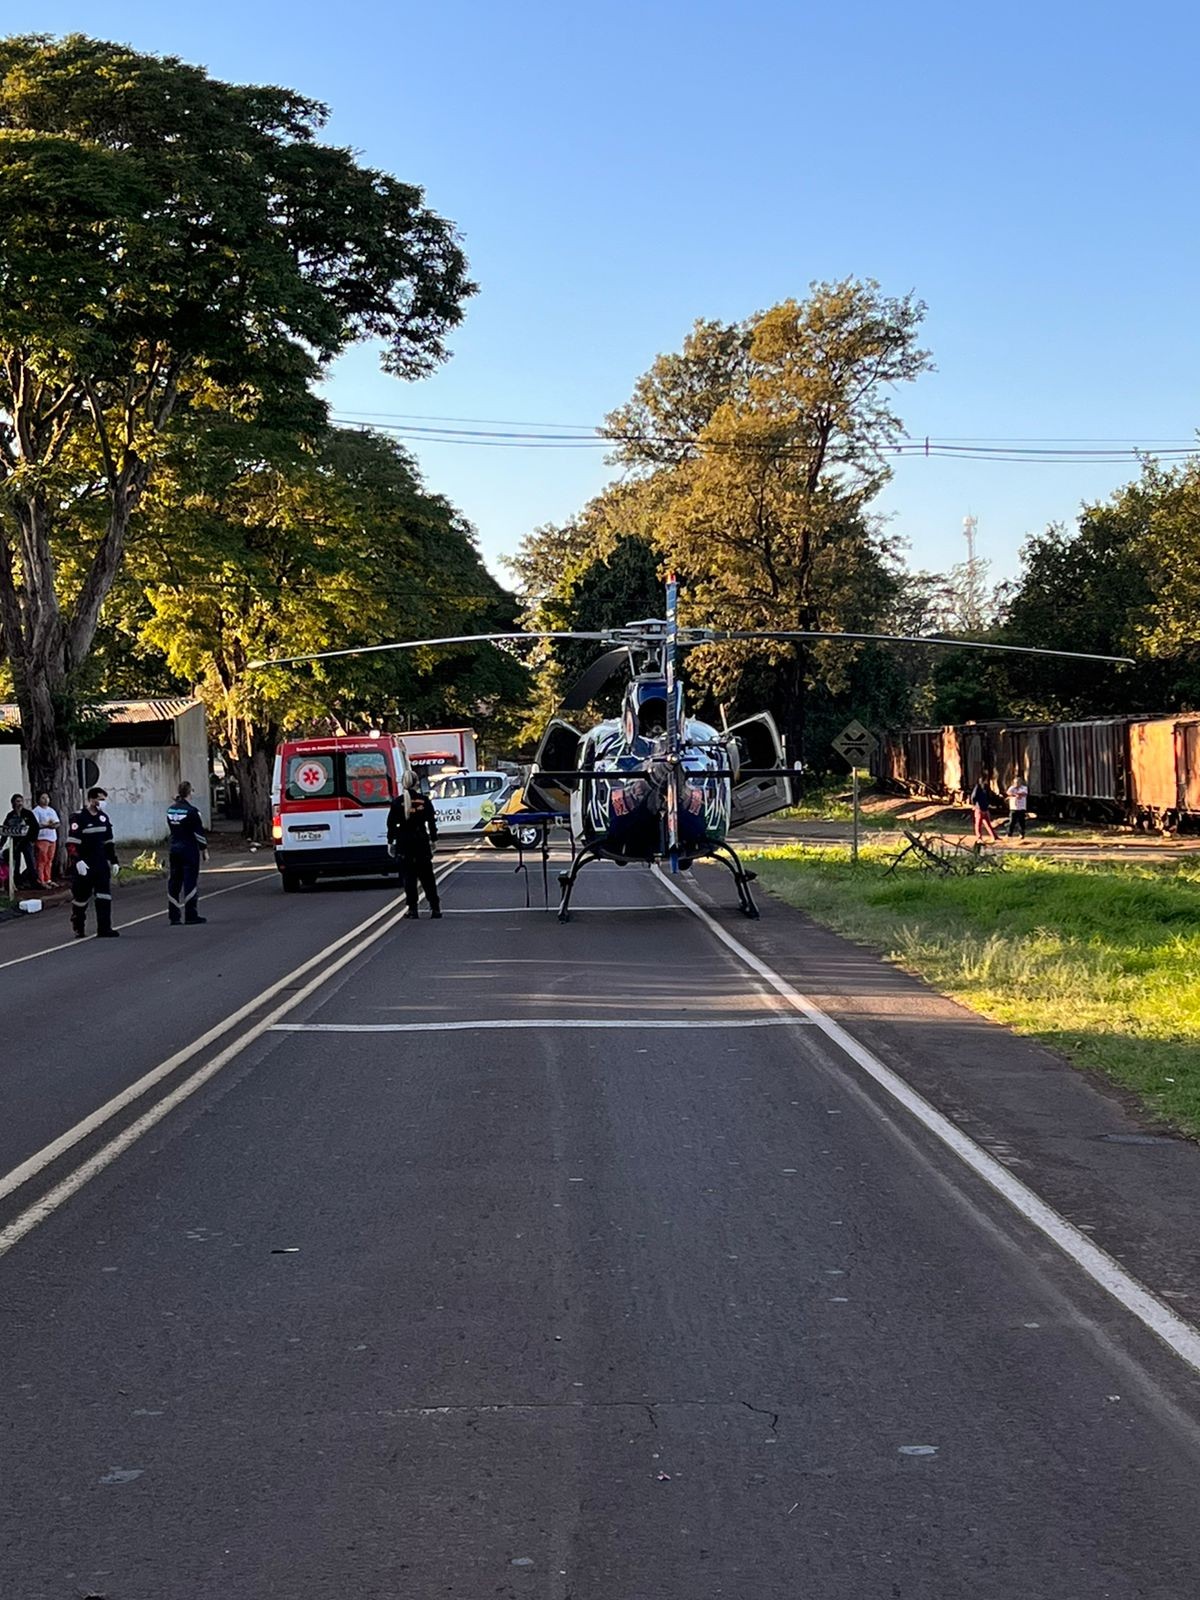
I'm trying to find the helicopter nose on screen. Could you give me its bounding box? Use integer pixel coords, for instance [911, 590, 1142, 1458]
[643, 761, 670, 812]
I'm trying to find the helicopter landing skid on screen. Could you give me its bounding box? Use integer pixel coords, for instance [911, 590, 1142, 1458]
[558, 840, 759, 921]
[708, 841, 760, 918]
[557, 844, 603, 922]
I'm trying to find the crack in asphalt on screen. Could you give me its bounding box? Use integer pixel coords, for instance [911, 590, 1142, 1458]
[742, 1400, 780, 1433]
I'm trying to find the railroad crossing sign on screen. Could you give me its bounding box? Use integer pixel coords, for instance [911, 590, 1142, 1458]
[831, 718, 878, 768]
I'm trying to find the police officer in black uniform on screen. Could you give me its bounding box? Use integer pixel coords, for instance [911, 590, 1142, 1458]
[67, 786, 121, 939]
[166, 780, 208, 925]
[387, 770, 442, 918]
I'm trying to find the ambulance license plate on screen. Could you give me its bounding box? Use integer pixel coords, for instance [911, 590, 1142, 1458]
[293, 829, 323, 841]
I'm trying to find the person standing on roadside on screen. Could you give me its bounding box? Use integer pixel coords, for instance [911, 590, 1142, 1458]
[387, 770, 441, 918]
[166, 780, 209, 925]
[1006, 774, 1030, 838]
[2, 794, 38, 889]
[67, 786, 121, 939]
[969, 774, 999, 844]
[32, 791, 60, 887]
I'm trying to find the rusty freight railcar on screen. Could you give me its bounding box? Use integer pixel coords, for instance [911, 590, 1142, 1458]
[956, 724, 988, 793]
[1041, 719, 1128, 818]
[878, 711, 1200, 829]
[985, 722, 1051, 800]
[877, 722, 1028, 803]
[1128, 715, 1200, 825]
[1179, 719, 1200, 819]
[873, 731, 908, 789]
[1127, 718, 1177, 825]
[900, 727, 949, 797]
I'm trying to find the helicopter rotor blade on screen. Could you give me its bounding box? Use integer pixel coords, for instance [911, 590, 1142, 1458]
[689, 630, 1135, 666]
[246, 631, 613, 671]
[558, 648, 633, 712]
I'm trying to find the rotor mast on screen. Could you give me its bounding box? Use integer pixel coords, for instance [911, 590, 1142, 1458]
[664, 573, 681, 873]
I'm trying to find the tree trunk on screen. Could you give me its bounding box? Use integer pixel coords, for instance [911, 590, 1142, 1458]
[778, 646, 809, 767]
[0, 530, 78, 856]
[233, 744, 275, 843]
[1, 484, 138, 854]
[16, 664, 79, 878]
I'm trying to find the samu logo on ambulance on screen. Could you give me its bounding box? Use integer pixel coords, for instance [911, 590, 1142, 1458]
[295, 761, 330, 793]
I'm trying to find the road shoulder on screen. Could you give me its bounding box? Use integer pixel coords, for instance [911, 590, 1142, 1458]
[684, 859, 1200, 1344]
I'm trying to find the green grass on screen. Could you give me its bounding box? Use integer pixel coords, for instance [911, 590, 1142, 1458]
[746, 844, 1200, 1136]
[782, 776, 855, 821]
[783, 776, 895, 827]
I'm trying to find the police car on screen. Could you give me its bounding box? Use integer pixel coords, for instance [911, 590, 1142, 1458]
[427, 770, 518, 837]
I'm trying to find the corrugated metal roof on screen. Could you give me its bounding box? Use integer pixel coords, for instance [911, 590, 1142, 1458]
[0, 698, 199, 727]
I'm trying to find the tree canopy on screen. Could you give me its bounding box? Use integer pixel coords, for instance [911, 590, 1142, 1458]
[0, 32, 474, 804]
[980, 460, 1200, 720]
[124, 427, 526, 835]
[514, 281, 932, 759]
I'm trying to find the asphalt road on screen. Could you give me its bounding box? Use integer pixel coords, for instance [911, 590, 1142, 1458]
[3, 843, 1200, 1598]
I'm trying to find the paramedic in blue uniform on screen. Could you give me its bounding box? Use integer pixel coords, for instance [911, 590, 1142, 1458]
[387, 770, 441, 918]
[67, 786, 121, 939]
[166, 780, 208, 925]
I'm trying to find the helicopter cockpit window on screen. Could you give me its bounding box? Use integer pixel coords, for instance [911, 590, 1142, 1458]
[632, 678, 682, 738]
[637, 697, 667, 736]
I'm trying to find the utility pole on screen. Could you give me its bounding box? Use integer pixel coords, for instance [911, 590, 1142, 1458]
[962, 513, 983, 631]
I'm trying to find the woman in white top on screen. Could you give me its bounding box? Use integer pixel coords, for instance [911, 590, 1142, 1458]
[32, 790, 60, 886]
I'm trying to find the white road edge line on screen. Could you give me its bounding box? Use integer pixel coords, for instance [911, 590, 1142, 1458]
[271, 1015, 816, 1032]
[439, 904, 675, 915]
[0, 864, 459, 1219]
[653, 865, 1200, 1378]
[0, 869, 275, 971]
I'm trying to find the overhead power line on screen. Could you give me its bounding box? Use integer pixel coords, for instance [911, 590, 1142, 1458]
[331, 413, 1198, 465]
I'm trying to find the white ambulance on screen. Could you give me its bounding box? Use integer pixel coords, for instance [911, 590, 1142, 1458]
[271, 734, 411, 891]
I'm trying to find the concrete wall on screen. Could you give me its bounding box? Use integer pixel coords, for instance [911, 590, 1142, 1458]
[78, 745, 180, 843]
[0, 746, 27, 806]
[3, 701, 209, 841]
[174, 702, 211, 826]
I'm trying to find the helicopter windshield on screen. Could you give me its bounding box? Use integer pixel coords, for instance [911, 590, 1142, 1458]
[631, 679, 682, 739]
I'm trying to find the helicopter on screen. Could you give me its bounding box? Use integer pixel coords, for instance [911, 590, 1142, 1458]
[251, 577, 1133, 920]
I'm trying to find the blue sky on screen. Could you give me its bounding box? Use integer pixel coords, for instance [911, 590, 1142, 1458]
[34, 0, 1200, 589]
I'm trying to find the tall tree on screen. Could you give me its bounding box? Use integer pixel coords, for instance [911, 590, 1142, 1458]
[508, 477, 672, 737]
[135, 428, 526, 838]
[605, 281, 930, 756]
[990, 461, 1200, 718]
[1120, 459, 1200, 705]
[604, 317, 754, 469]
[0, 33, 473, 811]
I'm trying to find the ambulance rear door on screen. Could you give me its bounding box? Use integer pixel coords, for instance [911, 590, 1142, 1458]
[279, 746, 345, 854]
[339, 745, 396, 851]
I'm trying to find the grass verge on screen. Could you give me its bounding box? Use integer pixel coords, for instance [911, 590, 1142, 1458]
[746, 844, 1200, 1136]
[784, 776, 896, 827]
